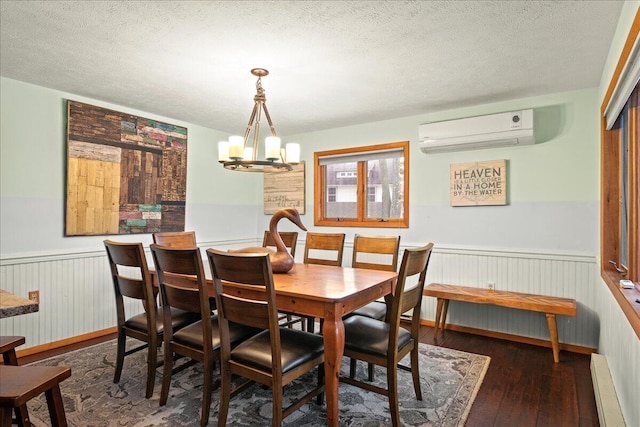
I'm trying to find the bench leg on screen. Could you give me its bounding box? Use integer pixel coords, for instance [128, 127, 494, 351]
[434, 298, 443, 339]
[441, 300, 449, 337]
[45, 385, 68, 427]
[546, 313, 560, 363]
[433, 298, 450, 340]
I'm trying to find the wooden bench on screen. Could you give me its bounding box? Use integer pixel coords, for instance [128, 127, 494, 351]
[423, 283, 577, 363]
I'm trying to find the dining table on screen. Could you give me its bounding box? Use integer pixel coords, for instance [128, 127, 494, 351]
[153, 262, 397, 427]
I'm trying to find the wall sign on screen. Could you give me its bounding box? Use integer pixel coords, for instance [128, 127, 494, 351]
[65, 100, 187, 235]
[263, 161, 305, 214]
[450, 159, 507, 206]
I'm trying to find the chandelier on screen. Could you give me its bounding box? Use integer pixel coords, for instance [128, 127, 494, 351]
[217, 68, 300, 172]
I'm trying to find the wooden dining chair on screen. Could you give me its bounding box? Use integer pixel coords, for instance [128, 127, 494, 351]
[152, 231, 197, 248]
[0, 336, 28, 426]
[0, 365, 72, 427]
[302, 232, 346, 332]
[262, 230, 298, 257]
[341, 243, 434, 427]
[150, 245, 258, 426]
[206, 249, 325, 427]
[104, 240, 198, 399]
[349, 234, 401, 320]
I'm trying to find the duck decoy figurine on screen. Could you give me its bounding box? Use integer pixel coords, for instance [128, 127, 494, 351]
[233, 208, 307, 273]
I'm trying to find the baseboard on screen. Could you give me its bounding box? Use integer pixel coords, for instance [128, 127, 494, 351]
[15, 327, 117, 358]
[591, 353, 626, 426]
[419, 318, 596, 355]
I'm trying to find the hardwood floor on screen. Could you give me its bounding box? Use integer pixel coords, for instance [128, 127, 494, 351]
[419, 326, 599, 427]
[18, 327, 599, 426]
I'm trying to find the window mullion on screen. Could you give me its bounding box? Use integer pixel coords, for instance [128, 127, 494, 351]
[627, 88, 639, 281]
[357, 161, 366, 222]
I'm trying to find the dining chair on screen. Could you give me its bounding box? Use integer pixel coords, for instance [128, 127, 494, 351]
[206, 249, 325, 427]
[104, 240, 199, 399]
[262, 230, 298, 257]
[152, 231, 197, 248]
[302, 232, 346, 332]
[341, 242, 434, 427]
[150, 244, 258, 426]
[0, 365, 71, 427]
[0, 336, 28, 426]
[349, 234, 401, 320]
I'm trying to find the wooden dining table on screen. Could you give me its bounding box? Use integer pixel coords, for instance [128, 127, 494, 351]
[154, 262, 397, 427]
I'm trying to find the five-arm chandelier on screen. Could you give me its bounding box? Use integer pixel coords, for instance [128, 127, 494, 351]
[218, 68, 300, 172]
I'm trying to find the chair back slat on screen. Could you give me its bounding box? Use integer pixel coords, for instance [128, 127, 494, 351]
[162, 283, 203, 313]
[303, 232, 345, 266]
[117, 276, 147, 300]
[352, 234, 400, 272]
[220, 296, 271, 330]
[152, 231, 197, 248]
[263, 231, 298, 257]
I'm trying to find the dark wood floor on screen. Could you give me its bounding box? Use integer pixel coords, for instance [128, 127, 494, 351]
[19, 326, 599, 427]
[418, 326, 599, 427]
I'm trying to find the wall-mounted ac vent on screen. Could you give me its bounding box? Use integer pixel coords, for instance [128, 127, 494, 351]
[419, 109, 535, 154]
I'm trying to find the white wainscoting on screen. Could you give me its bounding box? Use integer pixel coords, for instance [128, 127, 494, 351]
[0, 242, 598, 350]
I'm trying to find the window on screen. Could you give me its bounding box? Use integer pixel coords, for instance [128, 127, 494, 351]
[337, 171, 357, 178]
[314, 141, 409, 228]
[327, 187, 336, 202]
[601, 14, 640, 338]
[367, 186, 376, 202]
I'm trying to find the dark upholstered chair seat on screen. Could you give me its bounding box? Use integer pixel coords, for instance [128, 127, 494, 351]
[344, 315, 412, 357]
[350, 301, 387, 320]
[231, 328, 324, 374]
[172, 317, 259, 350]
[124, 307, 198, 335]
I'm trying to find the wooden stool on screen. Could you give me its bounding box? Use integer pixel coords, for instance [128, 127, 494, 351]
[0, 365, 71, 427]
[0, 336, 29, 426]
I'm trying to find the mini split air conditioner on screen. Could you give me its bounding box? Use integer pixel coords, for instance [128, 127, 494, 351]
[419, 109, 535, 153]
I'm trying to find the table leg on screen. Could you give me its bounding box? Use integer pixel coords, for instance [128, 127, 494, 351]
[322, 310, 345, 427]
[546, 313, 560, 363]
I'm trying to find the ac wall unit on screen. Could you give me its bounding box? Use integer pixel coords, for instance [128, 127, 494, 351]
[419, 109, 534, 153]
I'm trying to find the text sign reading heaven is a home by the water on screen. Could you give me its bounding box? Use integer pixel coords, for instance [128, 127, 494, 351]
[450, 159, 507, 206]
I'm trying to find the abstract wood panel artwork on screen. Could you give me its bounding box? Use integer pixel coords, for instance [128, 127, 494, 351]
[263, 161, 305, 214]
[65, 101, 187, 235]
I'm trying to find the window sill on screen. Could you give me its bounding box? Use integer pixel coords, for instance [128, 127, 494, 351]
[602, 270, 640, 339]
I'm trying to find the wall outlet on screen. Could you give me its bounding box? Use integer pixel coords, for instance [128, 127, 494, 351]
[28, 290, 39, 304]
[487, 282, 495, 291]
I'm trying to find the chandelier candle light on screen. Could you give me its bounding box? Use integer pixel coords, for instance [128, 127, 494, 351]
[218, 68, 300, 172]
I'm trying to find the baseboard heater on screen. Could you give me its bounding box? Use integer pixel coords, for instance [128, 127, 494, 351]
[590, 353, 626, 426]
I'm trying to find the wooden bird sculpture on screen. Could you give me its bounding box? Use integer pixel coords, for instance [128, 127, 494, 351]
[233, 208, 307, 273]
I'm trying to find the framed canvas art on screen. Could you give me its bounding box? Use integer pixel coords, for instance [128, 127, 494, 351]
[65, 100, 187, 235]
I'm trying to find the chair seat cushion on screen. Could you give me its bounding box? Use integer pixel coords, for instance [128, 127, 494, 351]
[343, 315, 412, 357]
[231, 328, 324, 374]
[124, 307, 198, 335]
[173, 317, 259, 351]
[349, 301, 387, 320]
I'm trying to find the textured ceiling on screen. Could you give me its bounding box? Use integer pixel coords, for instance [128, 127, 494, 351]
[0, 1, 624, 135]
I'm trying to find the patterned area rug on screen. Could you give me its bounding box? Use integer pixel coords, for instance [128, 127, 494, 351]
[27, 339, 489, 426]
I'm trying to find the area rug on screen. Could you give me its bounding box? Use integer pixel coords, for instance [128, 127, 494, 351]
[26, 339, 489, 426]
